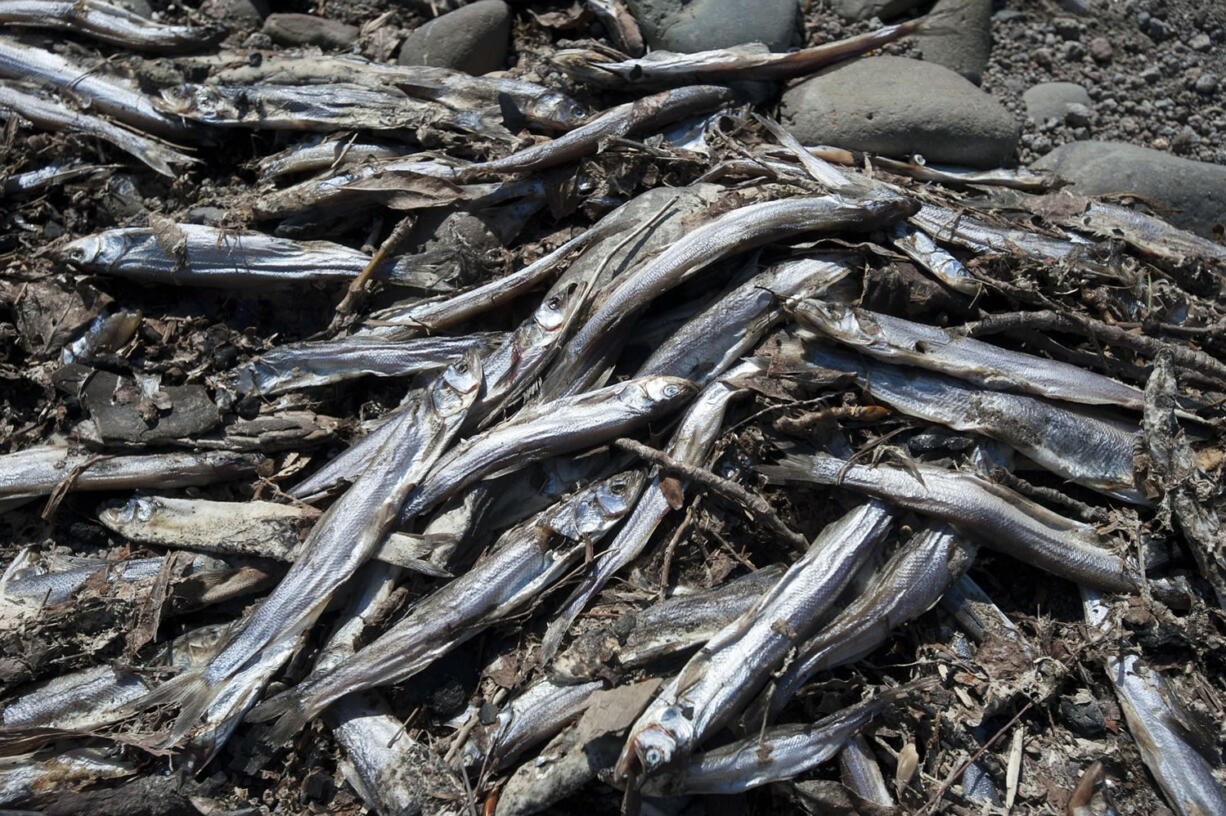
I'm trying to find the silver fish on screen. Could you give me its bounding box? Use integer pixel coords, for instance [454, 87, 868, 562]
[763, 525, 975, 719]
[552, 566, 787, 683]
[760, 452, 1141, 592]
[911, 202, 1092, 263]
[459, 85, 738, 179]
[142, 353, 482, 760]
[0, 446, 262, 506]
[250, 470, 644, 740]
[0, 0, 224, 52]
[555, 19, 923, 87]
[1024, 193, 1226, 265]
[395, 375, 696, 526]
[207, 55, 588, 132]
[0, 82, 196, 177]
[639, 257, 851, 385]
[544, 193, 915, 398]
[1, 553, 214, 609]
[252, 154, 463, 219]
[796, 300, 1146, 409]
[362, 220, 622, 340]
[539, 359, 762, 663]
[0, 36, 200, 140]
[1, 161, 111, 197]
[225, 333, 502, 395]
[465, 677, 605, 772]
[60, 222, 426, 288]
[639, 683, 924, 795]
[889, 222, 979, 296]
[802, 344, 1146, 502]
[257, 138, 409, 181]
[0, 748, 133, 805]
[1083, 589, 1226, 816]
[157, 82, 485, 133]
[839, 734, 894, 808]
[97, 496, 446, 576]
[616, 501, 893, 780]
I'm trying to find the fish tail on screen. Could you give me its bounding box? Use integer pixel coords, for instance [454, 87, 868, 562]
[758, 452, 822, 485]
[252, 691, 312, 746]
[136, 670, 217, 746]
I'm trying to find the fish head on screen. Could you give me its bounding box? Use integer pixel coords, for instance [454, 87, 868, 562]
[628, 705, 692, 777]
[563, 469, 646, 538]
[435, 349, 484, 415]
[59, 234, 115, 268]
[523, 92, 589, 131]
[619, 376, 696, 411]
[593, 469, 645, 520]
[533, 280, 583, 334]
[158, 85, 237, 123]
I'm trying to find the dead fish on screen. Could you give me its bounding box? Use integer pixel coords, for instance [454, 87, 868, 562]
[98, 496, 447, 576]
[760, 452, 1142, 593]
[638, 683, 927, 795]
[60, 222, 432, 288]
[543, 193, 916, 398]
[256, 137, 409, 181]
[551, 566, 787, 683]
[761, 524, 975, 720]
[639, 257, 851, 385]
[1024, 192, 1226, 265]
[249, 471, 644, 741]
[889, 222, 980, 296]
[539, 359, 763, 664]
[394, 375, 696, 526]
[223, 333, 503, 395]
[206, 54, 588, 132]
[1, 162, 112, 198]
[794, 146, 1057, 192]
[464, 677, 606, 772]
[0, 0, 224, 52]
[795, 300, 1147, 409]
[554, 19, 924, 87]
[251, 154, 464, 219]
[1083, 589, 1226, 816]
[0, 36, 201, 141]
[802, 344, 1147, 503]
[140, 354, 482, 762]
[0, 747, 133, 805]
[157, 82, 491, 134]
[616, 502, 893, 781]
[911, 202, 1093, 263]
[0, 446, 262, 508]
[458, 85, 740, 179]
[0, 82, 196, 177]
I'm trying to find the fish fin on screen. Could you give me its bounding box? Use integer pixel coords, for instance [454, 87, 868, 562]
[757, 453, 821, 485]
[135, 670, 216, 747]
[250, 692, 311, 747]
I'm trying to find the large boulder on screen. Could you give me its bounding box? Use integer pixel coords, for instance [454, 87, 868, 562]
[625, 0, 798, 52]
[914, 0, 992, 84]
[1031, 141, 1226, 239]
[780, 56, 1019, 168]
[398, 0, 510, 75]
[832, 0, 921, 21]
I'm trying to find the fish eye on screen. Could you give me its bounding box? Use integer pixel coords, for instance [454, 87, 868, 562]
[454, 361, 469, 373]
[663, 384, 680, 397]
[644, 747, 664, 768]
[546, 296, 561, 310]
[69, 246, 86, 262]
[610, 481, 626, 495]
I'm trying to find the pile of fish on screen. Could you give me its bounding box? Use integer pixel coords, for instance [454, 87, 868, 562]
[2, 2, 1226, 814]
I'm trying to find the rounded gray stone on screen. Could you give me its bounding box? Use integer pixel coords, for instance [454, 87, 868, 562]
[398, 0, 510, 75]
[914, 0, 992, 84]
[263, 13, 359, 49]
[1022, 81, 1092, 124]
[625, 0, 798, 52]
[831, 0, 921, 21]
[201, 0, 266, 28]
[1031, 141, 1226, 238]
[780, 56, 1020, 169]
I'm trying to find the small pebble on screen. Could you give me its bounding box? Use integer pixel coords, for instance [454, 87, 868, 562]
[1088, 36, 1113, 62]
